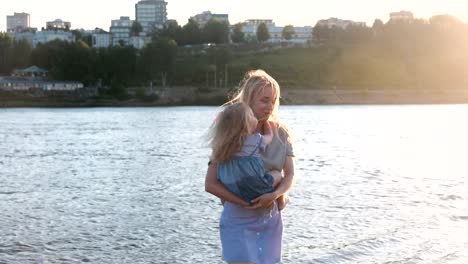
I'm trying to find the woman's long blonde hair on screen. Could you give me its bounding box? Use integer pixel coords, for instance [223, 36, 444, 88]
[227, 69, 280, 122]
[208, 102, 257, 162]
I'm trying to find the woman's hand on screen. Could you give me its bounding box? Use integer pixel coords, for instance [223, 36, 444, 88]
[246, 192, 278, 209]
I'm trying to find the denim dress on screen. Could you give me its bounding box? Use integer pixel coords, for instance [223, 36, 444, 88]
[217, 133, 274, 203]
[218, 126, 294, 264]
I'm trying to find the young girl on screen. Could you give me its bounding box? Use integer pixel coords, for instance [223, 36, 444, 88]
[208, 102, 284, 206]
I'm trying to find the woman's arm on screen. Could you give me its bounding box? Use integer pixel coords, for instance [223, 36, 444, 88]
[205, 163, 250, 207]
[250, 156, 295, 209]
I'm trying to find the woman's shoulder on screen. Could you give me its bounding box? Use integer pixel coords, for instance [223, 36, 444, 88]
[270, 121, 293, 143]
[275, 122, 292, 137]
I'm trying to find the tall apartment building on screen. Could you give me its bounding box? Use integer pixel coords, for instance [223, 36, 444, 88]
[110, 16, 132, 46]
[135, 0, 168, 34]
[7, 12, 30, 32]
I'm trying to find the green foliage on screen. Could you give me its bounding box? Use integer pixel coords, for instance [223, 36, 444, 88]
[231, 23, 245, 43]
[282, 25, 295, 40]
[203, 19, 230, 44]
[11, 40, 32, 69]
[159, 20, 184, 45]
[257, 23, 270, 42]
[2, 15, 468, 94]
[140, 37, 178, 87]
[181, 19, 202, 45]
[0, 33, 13, 74]
[131, 21, 143, 36]
[429, 14, 463, 26]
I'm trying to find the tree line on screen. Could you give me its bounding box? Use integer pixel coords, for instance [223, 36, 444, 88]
[1, 14, 468, 99]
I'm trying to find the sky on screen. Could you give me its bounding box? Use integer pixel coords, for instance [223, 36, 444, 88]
[2, 0, 468, 31]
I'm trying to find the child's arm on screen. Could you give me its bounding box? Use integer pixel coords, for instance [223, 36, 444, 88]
[269, 170, 282, 188]
[261, 121, 273, 146]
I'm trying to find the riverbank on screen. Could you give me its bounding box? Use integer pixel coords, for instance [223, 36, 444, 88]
[1, 88, 468, 107]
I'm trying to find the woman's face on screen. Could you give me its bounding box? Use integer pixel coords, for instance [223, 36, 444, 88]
[250, 86, 275, 121]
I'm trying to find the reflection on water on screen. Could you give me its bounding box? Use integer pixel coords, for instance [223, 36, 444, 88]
[0, 105, 467, 263]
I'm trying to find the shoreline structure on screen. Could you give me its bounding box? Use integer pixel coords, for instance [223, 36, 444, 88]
[1, 87, 468, 107]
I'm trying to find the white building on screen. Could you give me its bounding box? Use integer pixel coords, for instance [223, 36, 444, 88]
[316, 17, 366, 29]
[46, 19, 71, 30]
[33, 30, 75, 47]
[11, 29, 36, 46]
[242, 19, 275, 41]
[110, 16, 132, 46]
[135, 0, 168, 34]
[191, 11, 229, 28]
[389, 11, 414, 22]
[130, 34, 148, 49]
[241, 19, 312, 43]
[0, 77, 83, 92]
[7, 12, 30, 32]
[92, 28, 112, 48]
[288, 26, 313, 43]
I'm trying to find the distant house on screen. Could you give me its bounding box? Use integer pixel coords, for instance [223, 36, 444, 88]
[1, 66, 83, 91]
[13, 66, 48, 78]
[0, 77, 84, 92]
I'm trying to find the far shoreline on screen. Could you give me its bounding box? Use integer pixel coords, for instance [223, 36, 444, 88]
[1, 88, 468, 107]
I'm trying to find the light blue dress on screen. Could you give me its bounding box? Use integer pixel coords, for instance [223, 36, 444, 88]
[217, 133, 274, 203]
[219, 126, 294, 264]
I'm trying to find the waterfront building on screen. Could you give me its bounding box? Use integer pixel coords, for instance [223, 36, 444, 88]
[0, 66, 83, 92]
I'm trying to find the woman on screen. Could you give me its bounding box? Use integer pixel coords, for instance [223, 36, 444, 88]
[205, 69, 295, 264]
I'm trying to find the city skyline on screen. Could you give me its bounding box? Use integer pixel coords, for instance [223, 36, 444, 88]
[2, 0, 468, 32]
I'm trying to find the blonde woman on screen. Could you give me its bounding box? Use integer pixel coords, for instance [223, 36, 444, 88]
[208, 102, 284, 205]
[205, 70, 296, 264]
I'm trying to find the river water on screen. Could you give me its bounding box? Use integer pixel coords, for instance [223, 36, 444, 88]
[0, 105, 467, 263]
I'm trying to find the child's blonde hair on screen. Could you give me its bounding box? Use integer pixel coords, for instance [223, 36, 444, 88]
[208, 102, 257, 162]
[227, 69, 280, 122]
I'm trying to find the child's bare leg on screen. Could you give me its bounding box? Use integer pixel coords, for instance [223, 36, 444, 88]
[268, 170, 288, 211]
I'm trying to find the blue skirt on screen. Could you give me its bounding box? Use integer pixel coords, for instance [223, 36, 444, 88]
[220, 202, 283, 264]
